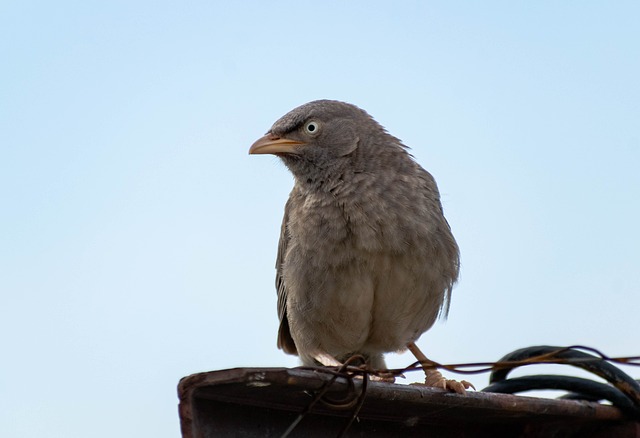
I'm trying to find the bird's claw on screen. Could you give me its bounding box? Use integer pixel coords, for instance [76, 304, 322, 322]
[421, 369, 475, 394]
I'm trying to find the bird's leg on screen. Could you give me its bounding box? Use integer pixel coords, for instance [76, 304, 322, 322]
[407, 342, 474, 394]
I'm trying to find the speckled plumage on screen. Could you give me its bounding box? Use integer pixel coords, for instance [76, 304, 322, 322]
[251, 100, 460, 371]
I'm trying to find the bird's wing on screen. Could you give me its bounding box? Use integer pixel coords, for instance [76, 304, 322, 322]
[417, 169, 460, 319]
[276, 194, 298, 354]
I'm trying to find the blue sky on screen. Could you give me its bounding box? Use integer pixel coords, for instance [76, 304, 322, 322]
[1, 1, 639, 436]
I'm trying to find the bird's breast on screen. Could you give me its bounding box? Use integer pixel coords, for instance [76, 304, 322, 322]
[283, 189, 448, 354]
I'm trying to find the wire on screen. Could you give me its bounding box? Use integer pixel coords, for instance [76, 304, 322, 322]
[482, 345, 640, 418]
[281, 355, 370, 438]
[483, 375, 638, 417]
[280, 345, 640, 437]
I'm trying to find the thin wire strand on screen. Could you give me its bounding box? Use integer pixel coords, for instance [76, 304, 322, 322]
[281, 346, 640, 438]
[281, 355, 370, 438]
[358, 346, 640, 380]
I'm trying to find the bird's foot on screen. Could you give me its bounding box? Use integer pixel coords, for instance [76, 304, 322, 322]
[421, 369, 474, 394]
[406, 341, 474, 394]
[313, 354, 396, 382]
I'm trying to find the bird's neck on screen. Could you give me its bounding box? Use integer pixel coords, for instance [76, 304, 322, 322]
[284, 157, 354, 195]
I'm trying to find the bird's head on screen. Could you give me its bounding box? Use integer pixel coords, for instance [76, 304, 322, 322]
[249, 100, 390, 185]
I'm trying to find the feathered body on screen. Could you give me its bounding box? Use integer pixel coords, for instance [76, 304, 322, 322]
[252, 100, 459, 369]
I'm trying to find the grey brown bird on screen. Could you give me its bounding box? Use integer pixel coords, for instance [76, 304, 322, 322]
[249, 100, 471, 393]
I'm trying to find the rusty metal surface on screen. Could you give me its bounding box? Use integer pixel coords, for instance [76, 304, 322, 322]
[177, 367, 640, 438]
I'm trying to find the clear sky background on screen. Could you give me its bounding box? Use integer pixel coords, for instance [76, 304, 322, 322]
[1, 1, 639, 437]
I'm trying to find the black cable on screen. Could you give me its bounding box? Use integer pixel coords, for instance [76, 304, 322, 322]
[484, 374, 637, 417]
[560, 379, 640, 403]
[482, 345, 640, 418]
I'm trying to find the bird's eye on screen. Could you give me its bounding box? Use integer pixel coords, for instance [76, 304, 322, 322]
[304, 121, 320, 135]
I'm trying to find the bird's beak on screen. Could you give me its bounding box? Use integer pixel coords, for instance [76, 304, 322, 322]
[249, 134, 305, 155]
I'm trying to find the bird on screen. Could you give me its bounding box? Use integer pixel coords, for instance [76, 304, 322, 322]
[249, 100, 471, 393]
